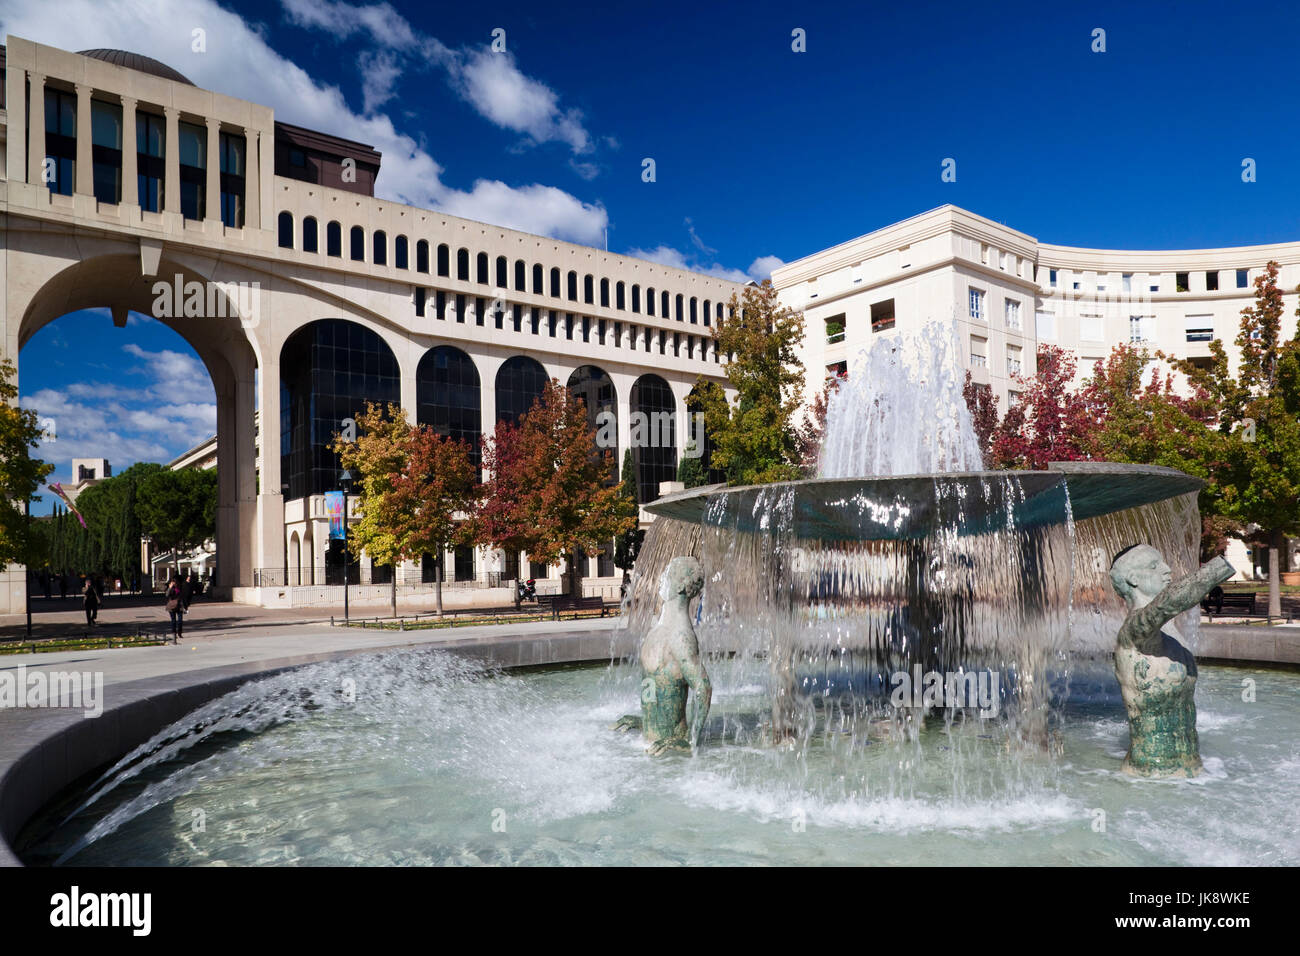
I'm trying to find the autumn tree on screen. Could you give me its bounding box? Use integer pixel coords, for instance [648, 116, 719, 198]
[795, 373, 842, 475]
[0, 359, 54, 569]
[478, 380, 635, 597]
[690, 280, 806, 485]
[1165, 261, 1300, 617]
[384, 424, 478, 616]
[961, 372, 1000, 469]
[991, 345, 1092, 469]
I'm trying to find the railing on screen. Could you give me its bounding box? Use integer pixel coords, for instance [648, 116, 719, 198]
[826, 331, 845, 344]
[253, 567, 508, 589]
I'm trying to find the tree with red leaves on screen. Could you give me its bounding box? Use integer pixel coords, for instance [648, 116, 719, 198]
[991, 345, 1092, 469]
[477, 380, 636, 598]
[795, 373, 843, 474]
[961, 371, 1000, 469]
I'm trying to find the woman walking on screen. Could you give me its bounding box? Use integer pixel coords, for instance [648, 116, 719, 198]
[82, 577, 99, 627]
[165, 576, 185, 641]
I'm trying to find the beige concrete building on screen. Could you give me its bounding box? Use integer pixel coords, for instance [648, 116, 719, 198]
[0, 37, 739, 612]
[773, 204, 1300, 579]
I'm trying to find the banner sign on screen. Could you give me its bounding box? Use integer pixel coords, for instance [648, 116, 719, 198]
[325, 491, 346, 540]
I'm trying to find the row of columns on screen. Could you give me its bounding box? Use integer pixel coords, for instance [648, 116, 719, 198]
[21, 73, 261, 227]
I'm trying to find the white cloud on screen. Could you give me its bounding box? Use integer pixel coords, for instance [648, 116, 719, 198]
[22, 342, 218, 492]
[0, 0, 608, 243]
[625, 243, 783, 284]
[746, 255, 785, 280]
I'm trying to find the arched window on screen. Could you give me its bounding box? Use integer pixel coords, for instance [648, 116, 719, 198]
[584, 274, 594, 304]
[302, 216, 318, 253]
[395, 235, 409, 270]
[550, 267, 561, 297]
[677, 294, 685, 322]
[568, 365, 618, 483]
[514, 260, 527, 292]
[435, 243, 448, 277]
[476, 252, 489, 284]
[631, 284, 641, 313]
[495, 256, 508, 289]
[631, 374, 677, 504]
[703, 299, 711, 326]
[457, 248, 470, 281]
[600, 278, 610, 308]
[277, 211, 293, 249]
[567, 271, 579, 301]
[373, 230, 387, 266]
[350, 225, 365, 261]
[616, 282, 626, 310]
[662, 291, 670, 318]
[647, 288, 656, 317]
[327, 221, 342, 257]
[417, 346, 482, 473]
[280, 319, 400, 500]
[495, 355, 549, 425]
[416, 239, 429, 273]
[532, 264, 544, 294]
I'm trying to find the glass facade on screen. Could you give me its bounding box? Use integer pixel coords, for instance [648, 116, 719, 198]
[567, 365, 617, 483]
[416, 346, 482, 469]
[178, 121, 206, 220]
[495, 355, 548, 425]
[218, 131, 245, 227]
[280, 319, 401, 499]
[90, 100, 122, 204]
[631, 374, 676, 503]
[44, 88, 77, 195]
[136, 112, 165, 212]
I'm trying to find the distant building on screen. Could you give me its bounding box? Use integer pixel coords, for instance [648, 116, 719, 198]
[64, 458, 110, 502]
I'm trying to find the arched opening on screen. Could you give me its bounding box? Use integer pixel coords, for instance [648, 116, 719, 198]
[327, 221, 342, 257]
[632, 284, 641, 313]
[437, 243, 449, 277]
[289, 530, 301, 585]
[494, 355, 548, 425]
[302, 216, 318, 253]
[549, 267, 561, 298]
[631, 374, 676, 503]
[662, 290, 670, 318]
[416, 239, 429, 273]
[373, 230, 387, 266]
[532, 263, 544, 294]
[457, 248, 470, 281]
[495, 255, 508, 288]
[514, 259, 527, 291]
[350, 225, 365, 261]
[584, 274, 594, 304]
[394, 235, 409, 270]
[567, 270, 579, 301]
[280, 319, 400, 501]
[277, 211, 293, 249]
[476, 252, 489, 284]
[616, 281, 626, 310]
[567, 365, 617, 484]
[417, 345, 482, 473]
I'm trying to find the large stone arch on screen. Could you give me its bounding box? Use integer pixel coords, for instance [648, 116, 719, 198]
[12, 248, 262, 599]
[416, 344, 481, 465]
[630, 373, 677, 504]
[494, 355, 548, 425]
[567, 364, 617, 482]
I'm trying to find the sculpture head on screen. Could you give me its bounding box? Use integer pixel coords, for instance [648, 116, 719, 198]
[1110, 544, 1172, 605]
[660, 556, 705, 602]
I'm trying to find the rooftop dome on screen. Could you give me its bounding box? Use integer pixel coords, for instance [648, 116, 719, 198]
[77, 49, 194, 86]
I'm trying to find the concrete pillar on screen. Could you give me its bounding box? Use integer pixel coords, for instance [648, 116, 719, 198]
[6, 66, 27, 183]
[205, 116, 221, 225]
[163, 107, 181, 218]
[121, 97, 139, 210]
[255, 354, 284, 576]
[26, 73, 45, 188]
[214, 368, 239, 593]
[74, 85, 93, 197]
[245, 128, 261, 231]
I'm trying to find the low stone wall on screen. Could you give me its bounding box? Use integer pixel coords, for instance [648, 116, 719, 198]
[0, 626, 635, 867]
[1198, 623, 1300, 666]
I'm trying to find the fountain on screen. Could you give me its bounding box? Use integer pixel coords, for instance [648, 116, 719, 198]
[14, 321, 1300, 867]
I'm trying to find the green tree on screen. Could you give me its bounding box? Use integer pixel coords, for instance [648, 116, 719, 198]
[1165, 260, 1300, 617]
[690, 280, 806, 485]
[613, 449, 645, 572]
[135, 467, 218, 579]
[677, 442, 707, 488]
[0, 359, 54, 569]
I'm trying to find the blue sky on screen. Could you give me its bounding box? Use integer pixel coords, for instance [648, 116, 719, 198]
[6, 0, 1300, 511]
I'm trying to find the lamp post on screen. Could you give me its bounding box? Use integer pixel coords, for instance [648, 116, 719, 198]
[339, 469, 353, 622]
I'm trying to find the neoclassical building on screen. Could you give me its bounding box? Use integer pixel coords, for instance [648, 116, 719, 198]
[0, 37, 740, 611]
[772, 204, 1300, 578]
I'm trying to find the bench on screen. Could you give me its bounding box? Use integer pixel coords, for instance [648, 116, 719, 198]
[538, 594, 609, 620]
[1201, 591, 1256, 616]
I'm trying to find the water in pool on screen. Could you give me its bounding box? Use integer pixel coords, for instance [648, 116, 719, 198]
[18, 648, 1300, 866]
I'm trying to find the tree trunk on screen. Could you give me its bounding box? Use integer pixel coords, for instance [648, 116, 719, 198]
[435, 551, 444, 617]
[1268, 527, 1283, 619]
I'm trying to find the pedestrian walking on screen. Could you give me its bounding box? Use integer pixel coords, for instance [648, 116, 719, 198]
[82, 578, 99, 627]
[165, 576, 185, 640]
[181, 571, 195, 611]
